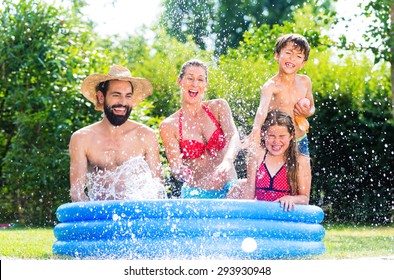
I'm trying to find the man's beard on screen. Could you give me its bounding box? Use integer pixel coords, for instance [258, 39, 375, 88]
[104, 101, 132, 126]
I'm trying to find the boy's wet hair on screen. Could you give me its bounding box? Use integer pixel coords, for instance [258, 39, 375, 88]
[275, 34, 310, 61]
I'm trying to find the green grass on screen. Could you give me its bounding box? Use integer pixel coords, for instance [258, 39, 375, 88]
[0, 227, 56, 259]
[0, 224, 393, 259]
[317, 224, 394, 259]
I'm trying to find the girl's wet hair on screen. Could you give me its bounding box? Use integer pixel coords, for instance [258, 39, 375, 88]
[262, 110, 298, 194]
[275, 34, 310, 61]
[179, 59, 208, 82]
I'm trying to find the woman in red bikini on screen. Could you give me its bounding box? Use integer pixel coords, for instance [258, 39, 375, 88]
[241, 110, 311, 211]
[159, 59, 241, 198]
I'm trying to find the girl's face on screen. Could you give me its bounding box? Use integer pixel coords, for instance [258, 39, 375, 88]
[263, 125, 293, 156]
[177, 66, 207, 102]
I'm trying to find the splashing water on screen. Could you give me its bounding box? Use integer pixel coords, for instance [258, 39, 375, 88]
[86, 156, 167, 200]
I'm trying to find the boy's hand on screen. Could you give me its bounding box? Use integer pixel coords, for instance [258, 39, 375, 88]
[294, 98, 311, 117]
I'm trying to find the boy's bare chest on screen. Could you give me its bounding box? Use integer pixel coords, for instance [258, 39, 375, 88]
[270, 84, 306, 112]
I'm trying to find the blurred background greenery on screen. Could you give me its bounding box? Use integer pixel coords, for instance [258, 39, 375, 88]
[0, 0, 392, 226]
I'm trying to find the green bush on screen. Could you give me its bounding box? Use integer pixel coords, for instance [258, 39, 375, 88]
[1, 1, 392, 226]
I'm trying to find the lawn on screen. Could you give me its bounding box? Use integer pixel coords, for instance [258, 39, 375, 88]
[317, 224, 394, 259]
[0, 224, 393, 259]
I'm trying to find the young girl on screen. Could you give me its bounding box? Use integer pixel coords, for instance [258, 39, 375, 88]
[242, 110, 311, 211]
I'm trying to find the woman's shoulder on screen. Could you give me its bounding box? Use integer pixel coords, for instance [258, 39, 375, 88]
[159, 110, 180, 130]
[204, 98, 229, 106]
[204, 98, 231, 113]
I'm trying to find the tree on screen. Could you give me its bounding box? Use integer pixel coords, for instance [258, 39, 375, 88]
[362, 0, 394, 117]
[213, 0, 308, 55]
[159, 0, 333, 56]
[0, 0, 101, 225]
[338, 0, 393, 117]
[159, 0, 214, 51]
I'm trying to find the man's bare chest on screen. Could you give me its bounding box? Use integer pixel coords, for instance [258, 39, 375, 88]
[87, 138, 145, 170]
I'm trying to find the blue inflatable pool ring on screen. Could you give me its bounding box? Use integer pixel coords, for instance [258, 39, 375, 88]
[52, 199, 325, 259]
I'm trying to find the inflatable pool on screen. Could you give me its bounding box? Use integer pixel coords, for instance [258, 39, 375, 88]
[52, 199, 325, 259]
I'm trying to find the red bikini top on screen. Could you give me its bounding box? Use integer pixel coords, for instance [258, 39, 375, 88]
[179, 105, 226, 159]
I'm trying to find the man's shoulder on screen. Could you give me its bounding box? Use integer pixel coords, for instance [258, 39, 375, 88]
[128, 120, 156, 135]
[69, 123, 100, 148]
[71, 123, 100, 138]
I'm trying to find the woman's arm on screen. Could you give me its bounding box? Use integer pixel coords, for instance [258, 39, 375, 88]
[208, 99, 240, 186]
[159, 115, 193, 184]
[215, 99, 241, 163]
[143, 126, 163, 181]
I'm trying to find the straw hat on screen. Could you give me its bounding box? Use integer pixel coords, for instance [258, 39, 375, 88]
[80, 65, 153, 111]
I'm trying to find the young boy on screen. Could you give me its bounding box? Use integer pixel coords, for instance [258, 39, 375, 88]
[248, 33, 315, 158]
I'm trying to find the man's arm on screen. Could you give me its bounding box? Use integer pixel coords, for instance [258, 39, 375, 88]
[69, 132, 89, 202]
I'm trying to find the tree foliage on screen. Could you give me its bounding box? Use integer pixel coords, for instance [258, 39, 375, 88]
[338, 0, 393, 117]
[159, 0, 214, 52]
[160, 0, 328, 55]
[362, 0, 393, 117]
[0, 0, 392, 226]
[361, 0, 393, 64]
[0, 0, 101, 225]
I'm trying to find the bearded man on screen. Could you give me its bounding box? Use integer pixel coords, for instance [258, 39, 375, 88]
[69, 65, 166, 201]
